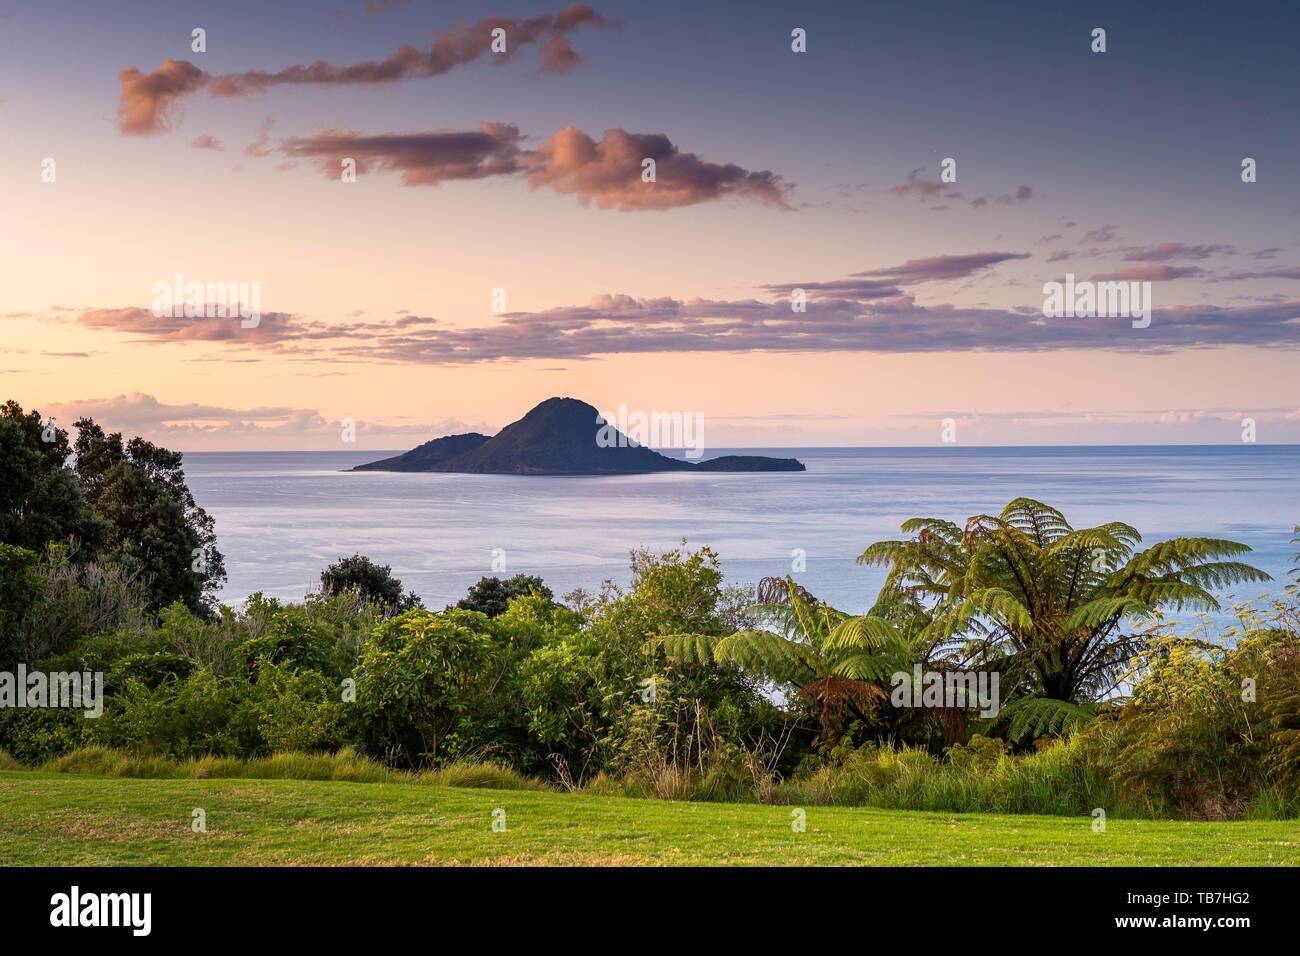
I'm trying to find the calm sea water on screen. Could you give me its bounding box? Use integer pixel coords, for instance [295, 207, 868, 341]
[185, 446, 1299, 626]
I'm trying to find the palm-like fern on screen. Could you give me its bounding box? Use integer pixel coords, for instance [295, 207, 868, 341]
[858, 498, 1270, 729]
[650, 576, 922, 739]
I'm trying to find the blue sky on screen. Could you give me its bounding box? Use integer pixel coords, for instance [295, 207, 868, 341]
[2, 0, 1299, 447]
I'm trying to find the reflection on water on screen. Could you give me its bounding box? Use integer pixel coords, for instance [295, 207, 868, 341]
[184, 446, 1300, 630]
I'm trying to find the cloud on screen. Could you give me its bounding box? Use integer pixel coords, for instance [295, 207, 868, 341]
[856, 252, 1030, 284]
[53, 254, 1300, 364]
[1216, 265, 1300, 281]
[968, 185, 1033, 208]
[888, 169, 1033, 210]
[1120, 242, 1234, 262]
[523, 125, 790, 210]
[70, 306, 300, 344]
[245, 117, 275, 157]
[191, 133, 224, 151]
[116, 5, 615, 133]
[282, 123, 791, 209]
[281, 122, 524, 185]
[888, 168, 958, 202]
[40, 392, 486, 451]
[1083, 225, 1118, 243]
[757, 252, 1029, 303]
[1090, 264, 1203, 281]
[117, 59, 208, 135]
[311, 294, 1300, 364]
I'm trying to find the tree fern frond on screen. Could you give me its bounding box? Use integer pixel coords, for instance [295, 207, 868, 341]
[1062, 596, 1155, 632]
[649, 633, 720, 666]
[999, 497, 1073, 544]
[713, 629, 819, 682]
[955, 587, 1033, 632]
[831, 653, 908, 683]
[1001, 697, 1097, 741]
[824, 614, 904, 652]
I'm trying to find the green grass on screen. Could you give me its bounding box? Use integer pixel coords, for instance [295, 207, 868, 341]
[2, 769, 1297, 865]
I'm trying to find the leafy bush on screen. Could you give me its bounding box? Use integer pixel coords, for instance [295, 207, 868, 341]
[87, 669, 262, 758]
[0, 543, 41, 662]
[235, 606, 336, 677]
[1077, 615, 1300, 818]
[320, 554, 422, 612]
[354, 609, 530, 767]
[6, 545, 149, 667]
[0, 708, 88, 764]
[456, 574, 552, 617]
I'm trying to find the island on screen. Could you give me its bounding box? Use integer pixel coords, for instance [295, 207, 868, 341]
[351, 397, 806, 474]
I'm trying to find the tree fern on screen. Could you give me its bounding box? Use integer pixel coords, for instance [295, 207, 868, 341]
[1001, 697, 1098, 742]
[859, 497, 1268, 716]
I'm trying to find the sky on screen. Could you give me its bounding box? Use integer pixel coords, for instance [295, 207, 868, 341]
[2, 0, 1299, 449]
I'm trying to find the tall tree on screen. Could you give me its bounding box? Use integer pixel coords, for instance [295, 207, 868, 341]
[72, 418, 225, 614]
[0, 402, 102, 551]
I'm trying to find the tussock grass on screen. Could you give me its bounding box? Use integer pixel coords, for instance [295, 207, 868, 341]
[417, 759, 550, 791]
[29, 740, 1295, 819]
[773, 738, 1119, 816]
[40, 746, 547, 791]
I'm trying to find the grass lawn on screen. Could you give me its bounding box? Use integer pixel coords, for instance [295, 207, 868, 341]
[1, 769, 1297, 866]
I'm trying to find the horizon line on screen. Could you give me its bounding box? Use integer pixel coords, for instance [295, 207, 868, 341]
[181, 442, 1300, 454]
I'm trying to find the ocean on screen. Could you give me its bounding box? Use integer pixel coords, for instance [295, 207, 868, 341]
[185, 445, 1299, 628]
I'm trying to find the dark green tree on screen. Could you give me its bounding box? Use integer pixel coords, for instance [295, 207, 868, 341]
[0, 402, 103, 552]
[0, 544, 42, 664]
[456, 574, 553, 617]
[71, 418, 225, 615]
[320, 553, 422, 612]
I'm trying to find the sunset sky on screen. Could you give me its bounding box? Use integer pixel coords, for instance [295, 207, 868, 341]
[3, 0, 1299, 449]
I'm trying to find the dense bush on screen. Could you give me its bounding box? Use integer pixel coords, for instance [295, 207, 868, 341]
[1076, 610, 1300, 819]
[0, 543, 41, 664]
[3, 467, 1299, 821]
[354, 607, 532, 766]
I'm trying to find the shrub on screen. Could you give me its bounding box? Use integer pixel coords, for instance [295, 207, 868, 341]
[1076, 621, 1300, 819]
[354, 609, 530, 767]
[321, 554, 422, 612]
[0, 544, 41, 664]
[0, 708, 88, 764]
[456, 574, 552, 618]
[88, 668, 262, 758]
